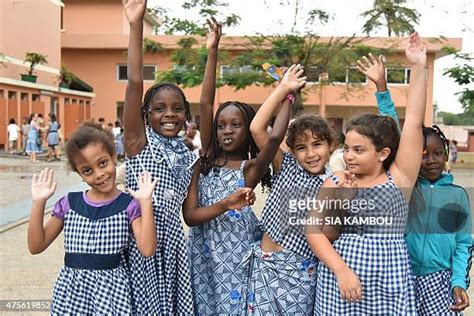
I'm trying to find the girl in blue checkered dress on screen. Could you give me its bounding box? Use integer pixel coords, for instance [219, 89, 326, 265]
[306, 32, 427, 315]
[242, 74, 337, 314]
[181, 19, 306, 313]
[123, 0, 198, 313]
[406, 126, 472, 315]
[27, 122, 157, 314]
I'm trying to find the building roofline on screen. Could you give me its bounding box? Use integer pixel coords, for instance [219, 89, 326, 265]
[61, 34, 462, 58]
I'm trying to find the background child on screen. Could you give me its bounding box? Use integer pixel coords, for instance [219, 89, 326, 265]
[7, 118, 20, 154]
[307, 32, 427, 314]
[27, 122, 157, 314]
[25, 113, 41, 163]
[183, 19, 302, 315]
[46, 113, 60, 162]
[243, 64, 335, 315]
[122, 0, 197, 313]
[406, 125, 472, 314]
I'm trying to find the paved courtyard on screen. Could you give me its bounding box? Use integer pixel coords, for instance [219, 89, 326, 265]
[0, 156, 472, 315]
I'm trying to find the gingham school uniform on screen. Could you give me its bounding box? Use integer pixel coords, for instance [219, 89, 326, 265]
[126, 127, 197, 315]
[51, 191, 141, 314]
[415, 270, 462, 315]
[242, 152, 332, 315]
[315, 171, 416, 315]
[188, 161, 263, 315]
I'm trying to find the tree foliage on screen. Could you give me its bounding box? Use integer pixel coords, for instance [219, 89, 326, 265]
[438, 111, 474, 126]
[360, 0, 419, 37]
[442, 47, 474, 113]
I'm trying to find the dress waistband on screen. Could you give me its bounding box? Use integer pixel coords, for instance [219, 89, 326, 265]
[64, 253, 121, 270]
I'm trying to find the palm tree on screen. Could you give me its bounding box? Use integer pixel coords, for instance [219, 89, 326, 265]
[360, 0, 419, 37]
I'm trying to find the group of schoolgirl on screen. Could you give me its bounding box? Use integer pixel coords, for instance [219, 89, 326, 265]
[27, 0, 471, 314]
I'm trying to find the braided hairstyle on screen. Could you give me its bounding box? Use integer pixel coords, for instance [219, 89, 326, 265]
[141, 83, 191, 126]
[200, 101, 272, 191]
[346, 114, 400, 170]
[422, 125, 449, 157]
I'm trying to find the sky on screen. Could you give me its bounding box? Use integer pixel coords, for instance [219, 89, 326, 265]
[149, 0, 474, 114]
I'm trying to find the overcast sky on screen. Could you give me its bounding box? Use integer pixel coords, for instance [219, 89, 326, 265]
[149, 0, 474, 113]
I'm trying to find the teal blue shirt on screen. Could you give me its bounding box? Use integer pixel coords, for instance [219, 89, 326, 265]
[405, 174, 472, 290]
[375, 90, 400, 129]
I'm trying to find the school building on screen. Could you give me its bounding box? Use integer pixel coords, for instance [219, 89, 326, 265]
[0, 0, 465, 150]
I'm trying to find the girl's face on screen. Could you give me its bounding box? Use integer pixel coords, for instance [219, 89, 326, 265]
[216, 105, 247, 155]
[72, 143, 117, 198]
[147, 89, 187, 138]
[420, 135, 446, 181]
[291, 130, 330, 175]
[343, 130, 389, 175]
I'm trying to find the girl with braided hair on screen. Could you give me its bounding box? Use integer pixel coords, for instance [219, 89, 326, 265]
[182, 18, 305, 315]
[406, 125, 472, 314]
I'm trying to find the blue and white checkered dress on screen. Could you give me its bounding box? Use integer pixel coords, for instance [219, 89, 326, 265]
[242, 152, 332, 315]
[188, 161, 262, 315]
[126, 127, 197, 315]
[315, 171, 417, 315]
[415, 270, 461, 315]
[51, 192, 135, 314]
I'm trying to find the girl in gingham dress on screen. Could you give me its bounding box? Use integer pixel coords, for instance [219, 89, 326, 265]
[27, 122, 157, 314]
[306, 32, 427, 315]
[406, 126, 472, 315]
[122, 0, 198, 313]
[182, 18, 306, 314]
[243, 73, 336, 314]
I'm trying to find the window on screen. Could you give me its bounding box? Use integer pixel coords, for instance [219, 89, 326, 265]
[220, 65, 254, 77]
[329, 69, 347, 83]
[8, 91, 17, 99]
[117, 65, 156, 81]
[21, 93, 29, 101]
[64, 98, 70, 104]
[347, 68, 366, 84]
[306, 66, 320, 82]
[32, 94, 40, 101]
[387, 68, 412, 84]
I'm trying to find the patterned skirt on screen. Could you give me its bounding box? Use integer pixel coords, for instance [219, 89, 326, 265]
[415, 270, 461, 315]
[241, 242, 317, 315]
[315, 234, 416, 315]
[51, 265, 131, 315]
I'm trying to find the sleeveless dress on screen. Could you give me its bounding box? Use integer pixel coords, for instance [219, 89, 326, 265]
[315, 171, 416, 315]
[188, 161, 262, 315]
[51, 191, 140, 314]
[242, 152, 333, 315]
[25, 122, 40, 153]
[47, 121, 59, 146]
[126, 127, 197, 315]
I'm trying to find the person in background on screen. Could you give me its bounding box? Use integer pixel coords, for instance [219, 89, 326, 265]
[21, 117, 30, 156]
[7, 118, 20, 154]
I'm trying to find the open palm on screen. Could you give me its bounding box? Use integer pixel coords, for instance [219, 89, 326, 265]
[128, 172, 157, 201]
[405, 32, 426, 66]
[281, 64, 307, 91]
[205, 17, 222, 50]
[31, 168, 57, 201]
[356, 53, 385, 84]
[123, 0, 147, 25]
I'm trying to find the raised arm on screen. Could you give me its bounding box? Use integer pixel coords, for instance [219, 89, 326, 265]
[249, 64, 306, 173]
[356, 53, 400, 128]
[391, 32, 427, 187]
[27, 168, 63, 254]
[123, 0, 147, 157]
[200, 17, 222, 156]
[182, 165, 255, 226]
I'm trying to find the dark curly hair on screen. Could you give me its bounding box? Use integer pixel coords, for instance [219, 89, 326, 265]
[141, 83, 192, 125]
[286, 114, 336, 149]
[422, 125, 449, 157]
[346, 114, 400, 170]
[65, 121, 115, 172]
[200, 101, 272, 191]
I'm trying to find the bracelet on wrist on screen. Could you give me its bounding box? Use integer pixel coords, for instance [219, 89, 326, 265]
[286, 93, 296, 105]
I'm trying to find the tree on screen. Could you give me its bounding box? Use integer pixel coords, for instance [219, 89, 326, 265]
[153, 0, 391, 113]
[442, 47, 474, 113]
[360, 0, 419, 37]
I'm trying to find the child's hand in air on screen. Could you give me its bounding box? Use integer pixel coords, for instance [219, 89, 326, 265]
[337, 171, 358, 201]
[205, 17, 222, 50]
[356, 53, 386, 87]
[128, 172, 158, 202]
[405, 32, 426, 67]
[122, 0, 147, 25]
[335, 266, 363, 302]
[451, 287, 470, 311]
[280, 64, 307, 92]
[31, 168, 57, 202]
[223, 188, 256, 211]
